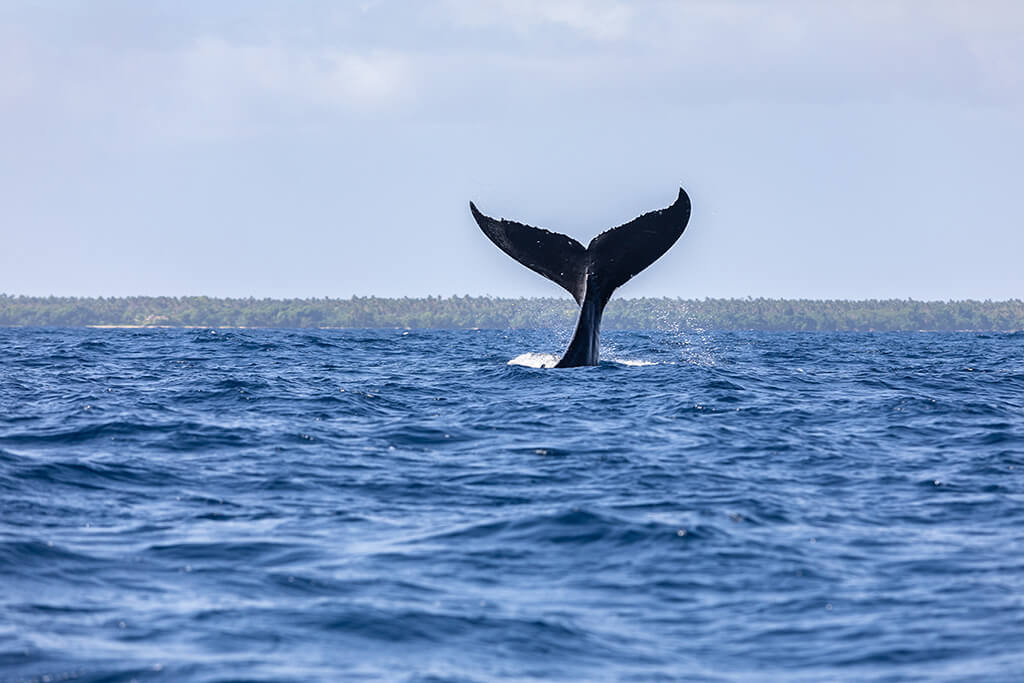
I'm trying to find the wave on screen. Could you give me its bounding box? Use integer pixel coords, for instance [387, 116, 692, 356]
[3, 329, 1024, 680]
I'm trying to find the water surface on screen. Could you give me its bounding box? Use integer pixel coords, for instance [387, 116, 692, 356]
[1, 328, 1023, 681]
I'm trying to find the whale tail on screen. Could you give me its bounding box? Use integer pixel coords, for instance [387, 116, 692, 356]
[470, 188, 691, 367]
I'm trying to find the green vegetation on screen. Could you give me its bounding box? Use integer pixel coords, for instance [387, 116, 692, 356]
[0, 295, 1021, 331]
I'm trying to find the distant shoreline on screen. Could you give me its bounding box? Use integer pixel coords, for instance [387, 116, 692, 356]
[2, 295, 1022, 332]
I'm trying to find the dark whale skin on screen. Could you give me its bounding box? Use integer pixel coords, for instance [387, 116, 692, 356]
[471, 189, 691, 367]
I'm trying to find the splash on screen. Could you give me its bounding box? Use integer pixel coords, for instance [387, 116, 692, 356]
[508, 352, 657, 368]
[654, 302, 717, 366]
[609, 358, 658, 367]
[507, 352, 561, 368]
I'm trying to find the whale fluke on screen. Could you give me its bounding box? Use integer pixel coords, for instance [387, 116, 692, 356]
[471, 188, 691, 367]
[470, 203, 589, 304]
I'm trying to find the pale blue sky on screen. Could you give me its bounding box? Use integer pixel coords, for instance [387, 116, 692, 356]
[2, 1, 1022, 299]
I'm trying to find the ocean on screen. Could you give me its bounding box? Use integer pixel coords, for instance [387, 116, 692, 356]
[1, 328, 1022, 682]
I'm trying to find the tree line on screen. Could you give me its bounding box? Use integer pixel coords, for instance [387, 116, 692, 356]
[0, 295, 1021, 331]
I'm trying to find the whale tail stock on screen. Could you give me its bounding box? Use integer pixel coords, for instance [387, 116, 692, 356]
[470, 188, 691, 367]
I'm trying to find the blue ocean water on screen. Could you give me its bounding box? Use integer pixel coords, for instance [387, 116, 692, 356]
[1, 327, 1023, 682]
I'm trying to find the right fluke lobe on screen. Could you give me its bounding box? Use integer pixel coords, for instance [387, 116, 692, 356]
[586, 188, 691, 300]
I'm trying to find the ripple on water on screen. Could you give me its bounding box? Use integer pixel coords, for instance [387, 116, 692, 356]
[1, 329, 1023, 680]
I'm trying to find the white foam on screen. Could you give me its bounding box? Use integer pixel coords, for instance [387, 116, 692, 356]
[508, 353, 658, 368]
[507, 352, 561, 368]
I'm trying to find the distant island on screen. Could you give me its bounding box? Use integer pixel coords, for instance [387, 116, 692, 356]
[0, 295, 1021, 332]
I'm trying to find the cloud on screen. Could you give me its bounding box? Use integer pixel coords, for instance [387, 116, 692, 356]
[3, 1, 1021, 146]
[179, 38, 412, 111]
[432, 1, 1023, 107]
[1, 28, 416, 140]
[443, 0, 633, 41]
[655, 2, 1023, 103]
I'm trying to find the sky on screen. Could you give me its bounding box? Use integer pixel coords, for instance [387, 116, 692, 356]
[2, 1, 1022, 300]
